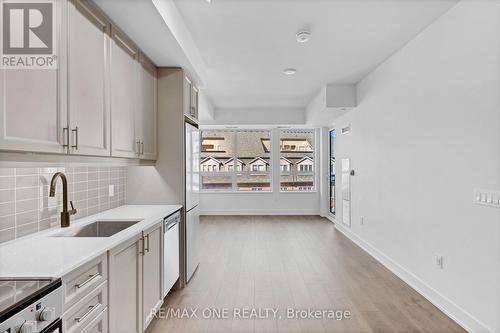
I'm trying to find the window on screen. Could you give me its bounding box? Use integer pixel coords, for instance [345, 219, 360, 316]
[200, 131, 233, 191]
[279, 129, 315, 192]
[200, 130, 271, 192]
[201, 137, 226, 152]
[201, 129, 315, 193]
[236, 131, 271, 191]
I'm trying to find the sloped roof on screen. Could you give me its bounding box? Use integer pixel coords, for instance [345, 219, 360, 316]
[297, 156, 314, 164]
[201, 156, 222, 164]
[248, 157, 269, 165]
[280, 156, 293, 164]
[224, 158, 245, 165]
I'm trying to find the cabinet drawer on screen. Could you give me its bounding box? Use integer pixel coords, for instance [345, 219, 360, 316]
[63, 281, 108, 333]
[62, 254, 108, 310]
[81, 308, 108, 333]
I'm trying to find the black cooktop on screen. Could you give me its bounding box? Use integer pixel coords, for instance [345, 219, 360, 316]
[0, 278, 59, 322]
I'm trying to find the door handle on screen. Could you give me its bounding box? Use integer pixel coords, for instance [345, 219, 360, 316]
[136, 140, 141, 155]
[71, 126, 78, 150]
[139, 236, 145, 255]
[75, 273, 100, 289]
[145, 233, 150, 253]
[75, 304, 99, 323]
[141, 141, 144, 155]
[62, 127, 69, 150]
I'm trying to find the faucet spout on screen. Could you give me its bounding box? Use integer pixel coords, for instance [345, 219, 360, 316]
[49, 172, 77, 228]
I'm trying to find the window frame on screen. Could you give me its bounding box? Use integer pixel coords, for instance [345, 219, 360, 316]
[200, 129, 273, 193]
[279, 129, 317, 193]
[199, 128, 318, 194]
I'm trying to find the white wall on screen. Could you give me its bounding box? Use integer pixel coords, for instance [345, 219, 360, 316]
[202, 107, 305, 125]
[333, 1, 499, 331]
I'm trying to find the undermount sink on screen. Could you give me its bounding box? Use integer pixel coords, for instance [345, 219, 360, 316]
[51, 220, 142, 238]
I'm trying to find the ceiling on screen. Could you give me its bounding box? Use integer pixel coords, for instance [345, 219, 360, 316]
[173, 0, 458, 110]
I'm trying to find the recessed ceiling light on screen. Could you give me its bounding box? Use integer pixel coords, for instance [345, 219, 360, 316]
[206, 0, 212, 3]
[296, 31, 311, 43]
[283, 68, 297, 75]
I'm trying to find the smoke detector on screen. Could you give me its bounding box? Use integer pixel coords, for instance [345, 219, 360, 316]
[296, 31, 311, 43]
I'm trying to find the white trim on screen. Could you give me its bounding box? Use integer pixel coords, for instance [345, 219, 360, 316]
[199, 209, 320, 216]
[333, 222, 494, 333]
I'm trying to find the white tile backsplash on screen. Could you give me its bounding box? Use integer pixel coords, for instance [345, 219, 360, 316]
[0, 166, 127, 244]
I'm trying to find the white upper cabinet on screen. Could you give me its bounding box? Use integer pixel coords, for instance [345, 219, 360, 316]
[0, 0, 67, 154]
[68, 0, 110, 156]
[0, 0, 158, 160]
[110, 27, 138, 158]
[183, 75, 198, 121]
[137, 53, 157, 160]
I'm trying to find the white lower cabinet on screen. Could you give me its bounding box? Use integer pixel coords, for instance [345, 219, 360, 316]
[108, 233, 143, 333]
[108, 221, 164, 333]
[61, 254, 109, 333]
[61, 220, 165, 333]
[142, 223, 163, 329]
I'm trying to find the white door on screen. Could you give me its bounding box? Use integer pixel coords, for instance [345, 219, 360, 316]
[142, 223, 163, 330]
[68, 0, 110, 156]
[108, 234, 143, 333]
[186, 206, 200, 283]
[137, 54, 157, 160]
[111, 28, 138, 158]
[185, 123, 200, 210]
[183, 76, 192, 118]
[0, 0, 66, 154]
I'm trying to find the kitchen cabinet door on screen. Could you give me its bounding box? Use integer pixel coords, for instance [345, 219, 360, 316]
[142, 222, 163, 330]
[183, 76, 192, 118]
[191, 85, 199, 120]
[68, 0, 110, 156]
[0, 0, 66, 154]
[110, 27, 138, 158]
[108, 234, 143, 333]
[137, 54, 157, 160]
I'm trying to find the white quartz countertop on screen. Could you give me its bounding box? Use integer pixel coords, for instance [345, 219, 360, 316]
[0, 205, 182, 279]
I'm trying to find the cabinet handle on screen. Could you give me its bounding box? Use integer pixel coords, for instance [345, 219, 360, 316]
[136, 140, 141, 155]
[75, 304, 99, 323]
[145, 234, 150, 253]
[141, 141, 144, 155]
[71, 126, 78, 150]
[62, 127, 69, 149]
[139, 236, 145, 255]
[75, 273, 100, 289]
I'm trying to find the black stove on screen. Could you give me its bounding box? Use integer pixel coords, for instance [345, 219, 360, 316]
[0, 279, 63, 333]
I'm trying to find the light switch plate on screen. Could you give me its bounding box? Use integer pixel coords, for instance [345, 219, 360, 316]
[109, 185, 115, 197]
[474, 189, 500, 208]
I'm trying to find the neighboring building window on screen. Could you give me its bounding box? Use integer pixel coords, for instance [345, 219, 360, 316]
[202, 137, 226, 152]
[279, 129, 315, 192]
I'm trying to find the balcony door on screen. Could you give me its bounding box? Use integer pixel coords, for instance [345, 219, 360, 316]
[329, 129, 336, 216]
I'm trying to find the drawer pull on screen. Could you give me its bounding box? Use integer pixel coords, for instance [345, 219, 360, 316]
[75, 304, 100, 323]
[75, 273, 100, 289]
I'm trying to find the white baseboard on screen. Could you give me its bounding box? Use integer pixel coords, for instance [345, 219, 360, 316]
[334, 222, 494, 333]
[199, 209, 320, 216]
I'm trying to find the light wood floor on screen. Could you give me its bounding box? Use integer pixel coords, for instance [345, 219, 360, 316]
[148, 216, 465, 333]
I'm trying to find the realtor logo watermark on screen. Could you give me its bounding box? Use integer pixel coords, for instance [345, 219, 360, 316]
[1, 0, 57, 69]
